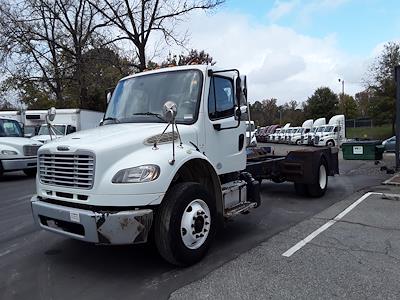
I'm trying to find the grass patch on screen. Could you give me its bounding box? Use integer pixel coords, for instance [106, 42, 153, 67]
[346, 124, 392, 140]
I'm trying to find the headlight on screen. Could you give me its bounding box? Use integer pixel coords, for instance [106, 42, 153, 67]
[112, 164, 160, 183]
[1, 150, 18, 155]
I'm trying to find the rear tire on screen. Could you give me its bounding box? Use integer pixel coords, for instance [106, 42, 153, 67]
[154, 182, 217, 266]
[296, 140, 302, 145]
[307, 160, 328, 197]
[24, 168, 37, 177]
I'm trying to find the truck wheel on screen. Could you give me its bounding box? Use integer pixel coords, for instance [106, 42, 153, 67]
[307, 160, 328, 197]
[24, 168, 37, 177]
[296, 140, 302, 145]
[154, 182, 216, 266]
[326, 140, 335, 147]
[294, 183, 308, 196]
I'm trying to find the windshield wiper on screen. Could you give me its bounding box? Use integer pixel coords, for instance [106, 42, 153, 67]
[133, 112, 165, 122]
[102, 117, 120, 124]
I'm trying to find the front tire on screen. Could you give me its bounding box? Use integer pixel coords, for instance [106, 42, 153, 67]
[326, 140, 335, 147]
[154, 182, 217, 266]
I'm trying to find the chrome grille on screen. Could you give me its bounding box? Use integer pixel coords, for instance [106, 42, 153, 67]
[39, 153, 95, 189]
[314, 136, 320, 144]
[23, 145, 41, 156]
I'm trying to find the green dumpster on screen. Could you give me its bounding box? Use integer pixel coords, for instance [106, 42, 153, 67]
[342, 140, 384, 160]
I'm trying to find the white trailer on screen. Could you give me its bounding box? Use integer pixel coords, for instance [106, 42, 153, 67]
[31, 109, 103, 143]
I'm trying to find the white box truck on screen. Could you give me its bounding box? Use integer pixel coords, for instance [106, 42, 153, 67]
[30, 65, 339, 266]
[31, 109, 103, 143]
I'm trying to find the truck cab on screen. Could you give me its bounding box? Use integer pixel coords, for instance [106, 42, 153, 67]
[0, 117, 42, 176]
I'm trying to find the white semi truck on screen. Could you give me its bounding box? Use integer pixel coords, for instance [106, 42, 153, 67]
[30, 65, 339, 266]
[302, 117, 326, 145]
[31, 109, 103, 143]
[314, 115, 345, 147]
[0, 117, 42, 176]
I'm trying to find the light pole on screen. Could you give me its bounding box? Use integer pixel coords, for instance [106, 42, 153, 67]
[338, 78, 344, 96]
[338, 78, 345, 115]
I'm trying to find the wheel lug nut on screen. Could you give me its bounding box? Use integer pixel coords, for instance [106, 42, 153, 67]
[204, 215, 208, 219]
[204, 229, 208, 232]
[192, 231, 195, 235]
[205, 222, 209, 225]
[200, 234, 204, 237]
[191, 224, 194, 228]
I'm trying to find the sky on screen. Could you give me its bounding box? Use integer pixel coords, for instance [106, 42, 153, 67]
[170, 0, 400, 104]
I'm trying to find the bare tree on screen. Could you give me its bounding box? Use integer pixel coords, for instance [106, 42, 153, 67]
[0, 0, 111, 108]
[89, 0, 224, 71]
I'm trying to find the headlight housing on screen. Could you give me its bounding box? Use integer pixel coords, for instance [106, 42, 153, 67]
[1, 150, 18, 155]
[112, 164, 160, 183]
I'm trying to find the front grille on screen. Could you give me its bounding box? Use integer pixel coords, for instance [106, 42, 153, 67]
[314, 136, 320, 144]
[23, 145, 41, 156]
[308, 136, 312, 144]
[39, 153, 95, 189]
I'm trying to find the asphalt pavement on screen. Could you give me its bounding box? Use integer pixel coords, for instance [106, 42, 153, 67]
[0, 144, 396, 300]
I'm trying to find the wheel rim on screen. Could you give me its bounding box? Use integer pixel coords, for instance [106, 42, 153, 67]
[327, 141, 334, 147]
[319, 164, 327, 189]
[180, 199, 211, 250]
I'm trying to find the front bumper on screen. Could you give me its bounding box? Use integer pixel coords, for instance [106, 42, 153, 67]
[31, 196, 153, 244]
[1, 157, 37, 171]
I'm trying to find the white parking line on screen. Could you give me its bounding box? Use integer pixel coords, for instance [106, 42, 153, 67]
[282, 192, 385, 257]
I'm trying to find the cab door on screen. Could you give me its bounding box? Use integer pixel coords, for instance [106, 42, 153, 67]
[203, 75, 247, 175]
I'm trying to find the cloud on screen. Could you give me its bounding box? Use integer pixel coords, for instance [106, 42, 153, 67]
[268, 0, 299, 23]
[175, 11, 366, 104]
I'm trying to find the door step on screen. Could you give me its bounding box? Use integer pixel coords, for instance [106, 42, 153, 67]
[224, 202, 257, 218]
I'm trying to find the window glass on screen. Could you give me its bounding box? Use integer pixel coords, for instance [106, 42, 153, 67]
[208, 76, 235, 119]
[0, 119, 23, 137]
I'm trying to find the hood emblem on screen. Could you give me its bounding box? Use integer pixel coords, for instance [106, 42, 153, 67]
[57, 145, 70, 151]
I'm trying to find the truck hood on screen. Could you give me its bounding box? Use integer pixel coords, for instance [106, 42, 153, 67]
[39, 123, 198, 154]
[32, 135, 64, 143]
[0, 137, 42, 147]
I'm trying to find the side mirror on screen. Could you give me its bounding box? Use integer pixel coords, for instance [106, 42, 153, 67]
[163, 101, 177, 122]
[106, 92, 112, 104]
[47, 107, 56, 122]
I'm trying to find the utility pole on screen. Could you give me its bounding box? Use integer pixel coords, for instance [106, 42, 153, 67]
[395, 66, 400, 170]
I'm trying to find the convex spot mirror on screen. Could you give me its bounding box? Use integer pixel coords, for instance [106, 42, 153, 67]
[47, 107, 56, 122]
[163, 101, 177, 122]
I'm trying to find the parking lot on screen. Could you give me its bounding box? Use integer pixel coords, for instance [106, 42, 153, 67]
[0, 143, 398, 299]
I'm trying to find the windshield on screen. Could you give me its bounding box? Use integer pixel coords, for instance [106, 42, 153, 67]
[0, 119, 23, 137]
[24, 126, 36, 135]
[311, 127, 317, 133]
[104, 70, 203, 125]
[317, 127, 325, 132]
[38, 125, 66, 135]
[324, 126, 334, 132]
